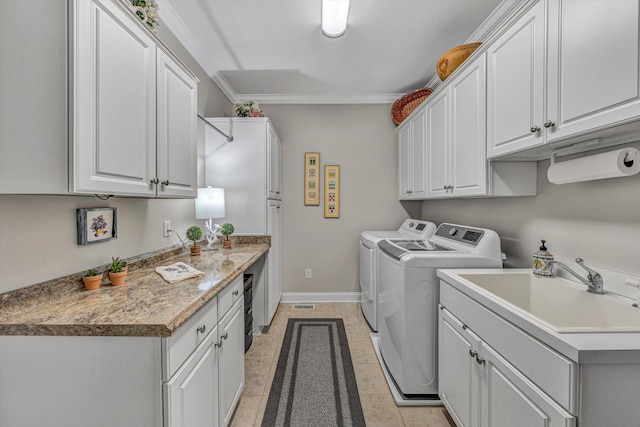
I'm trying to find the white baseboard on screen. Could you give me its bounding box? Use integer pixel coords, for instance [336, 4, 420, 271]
[281, 292, 361, 303]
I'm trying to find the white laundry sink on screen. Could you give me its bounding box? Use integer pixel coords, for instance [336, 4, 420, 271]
[455, 271, 640, 333]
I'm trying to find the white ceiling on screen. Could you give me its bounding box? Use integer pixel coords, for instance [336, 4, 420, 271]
[158, 0, 519, 104]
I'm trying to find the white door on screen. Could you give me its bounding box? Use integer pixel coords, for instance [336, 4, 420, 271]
[480, 343, 575, 427]
[486, 1, 545, 158]
[439, 308, 481, 427]
[410, 108, 427, 198]
[71, 0, 156, 196]
[426, 89, 450, 198]
[546, 0, 640, 142]
[267, 127, 282, 199]
[165, 325, 219, 427]
[398, 124, 412, 198]
[156, 49, 197, 198]
[218, 300, 245, 427]
[266, 200, 282, 323]
[450, 54, 487, 197]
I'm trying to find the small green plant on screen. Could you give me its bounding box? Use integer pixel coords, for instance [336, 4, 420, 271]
[109, 257, 126, 273]
[85, 269, 99, 277]
[220, 223, 235, 241]
[186, 225, 204, 247]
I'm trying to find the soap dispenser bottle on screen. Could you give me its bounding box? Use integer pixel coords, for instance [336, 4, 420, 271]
[532, 240, 554, 276]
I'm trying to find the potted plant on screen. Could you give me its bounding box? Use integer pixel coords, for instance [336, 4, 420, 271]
[108, 257, 128, 286]
[220, 223, 235, 249]
[186, 225, 204, 255]
[82, 269, 103, 291]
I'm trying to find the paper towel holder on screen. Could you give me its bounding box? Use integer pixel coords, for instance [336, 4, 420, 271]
[550, 139, 601, 164]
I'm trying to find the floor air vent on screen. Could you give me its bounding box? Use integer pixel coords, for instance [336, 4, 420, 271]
[292, 304, 316, 310]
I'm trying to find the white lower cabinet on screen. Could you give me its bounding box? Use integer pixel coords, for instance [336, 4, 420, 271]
[165, 277, 245, 427]
[439, 306, 575, 427]
[266, 200, 283, 323]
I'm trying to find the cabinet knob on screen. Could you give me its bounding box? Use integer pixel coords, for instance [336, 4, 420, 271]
[232, 290, 239, 296]
[530, 125, 540, 133]
[407, 190, 413, 194]
[475, 355, 486, 365]
[215, 340, 222, 348]
[544, 120, 555, 128]
[162, 180, 169, 186]
[221, 332, 228, 340]
[197, 325, 206, 334]
[150, 178, 159, 185]
[469, 349, 477, 358]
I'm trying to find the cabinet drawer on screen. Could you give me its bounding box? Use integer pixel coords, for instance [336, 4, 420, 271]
[218, 276, 243, 320]
[440, 282, 578, 413]
[165, 296, 218, 379]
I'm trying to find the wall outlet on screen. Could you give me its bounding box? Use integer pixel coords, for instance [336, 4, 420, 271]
[163, 220, 171, 237]
[305, 269, 312, 279]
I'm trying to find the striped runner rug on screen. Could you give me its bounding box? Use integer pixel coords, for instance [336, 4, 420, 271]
[262, 318, 366, 427]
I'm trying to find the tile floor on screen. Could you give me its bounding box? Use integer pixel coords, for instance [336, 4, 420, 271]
[229, 302, 455, 427]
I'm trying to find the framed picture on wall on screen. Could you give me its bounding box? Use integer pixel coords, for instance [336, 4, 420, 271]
[304, 152, 320, 206]
[77, 207, 117, 245]
[324, 165, 340, 218]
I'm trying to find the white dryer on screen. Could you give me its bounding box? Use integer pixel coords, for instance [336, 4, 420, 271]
[376, 223, 503, 402]
[359, 219, 437, 331]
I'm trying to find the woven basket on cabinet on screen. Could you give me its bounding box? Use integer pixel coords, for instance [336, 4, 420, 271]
[390, 88, 433, 126]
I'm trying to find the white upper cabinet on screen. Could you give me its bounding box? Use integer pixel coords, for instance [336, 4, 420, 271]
[1, 0, 197, 197]
[546, 0, 640, 142]
[427, 54, 488, 198]
[70, 0, 157, 196]
[486, 1, 545, 158]
[488, 0, 640, 158]
[398, 108, 427, 199]
[267, 128, 282, 199]
[156, 49, 198, 198]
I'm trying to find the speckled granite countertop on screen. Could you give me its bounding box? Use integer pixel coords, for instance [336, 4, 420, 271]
[0, 238, 269, 337]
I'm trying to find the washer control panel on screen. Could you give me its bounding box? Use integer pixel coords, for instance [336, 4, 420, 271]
[435, 224, 485, 246]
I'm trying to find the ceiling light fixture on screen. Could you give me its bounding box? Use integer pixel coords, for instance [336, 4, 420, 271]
[322, 0, 350, 38]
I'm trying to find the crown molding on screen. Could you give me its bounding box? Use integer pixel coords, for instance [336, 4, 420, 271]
[211, 73, 239, 104]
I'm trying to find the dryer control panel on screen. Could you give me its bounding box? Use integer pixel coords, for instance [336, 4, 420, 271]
[435, 224, 485, 247]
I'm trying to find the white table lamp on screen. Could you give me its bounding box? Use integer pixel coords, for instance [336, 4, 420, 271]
[195, 187, 226, 249]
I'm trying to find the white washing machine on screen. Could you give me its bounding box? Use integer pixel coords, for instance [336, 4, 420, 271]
[359, 219, 437, 331]
[376, 223, 503, 403]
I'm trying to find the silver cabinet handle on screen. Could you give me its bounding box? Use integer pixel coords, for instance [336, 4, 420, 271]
[469, 349, 477, 358]
[544, 120, 555, 128]
[232, 290, 239, 296]
[443, 185, 447, 190]
[221, 332, 228, 340]
[215, 340, 222, 348]
[530, 125, 540, 133]
[475, 354, 486, 365]
[197, 325, 206, 334]
[407, 190, 413, 194]
[162, 180, 169, 186]
[150, 178, 159, 185]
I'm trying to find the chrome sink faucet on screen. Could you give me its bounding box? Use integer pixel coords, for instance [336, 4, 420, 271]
[550, 258, 604, 294]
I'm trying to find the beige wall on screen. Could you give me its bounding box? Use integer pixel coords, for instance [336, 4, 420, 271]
[261, 104, 418, 294]
[422, 159, 640, 275]
[0, 23, 231, 293]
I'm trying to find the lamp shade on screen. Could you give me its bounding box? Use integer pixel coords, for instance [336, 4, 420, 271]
[195, 187, 225, 219]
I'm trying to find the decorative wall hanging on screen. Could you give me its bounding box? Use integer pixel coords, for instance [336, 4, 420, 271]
[77, 208, 117, 245]
[304, 152, 320, 206]
[324, 165, 340, 218]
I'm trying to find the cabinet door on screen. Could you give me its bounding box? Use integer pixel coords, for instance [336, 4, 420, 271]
[266, 200, 282, 323]
[486, 1, 545, 158]
[267, 127, 282, 199]
[439, 307, 481, 427]
[546, 0, 640, 142]
[480, 343, 575, 427]
[71, 0, 156, 196]
[450, 54, 487, 197]
[398, 124, 412, 198]
[218, 299, 245, 427]
[426, 89, 450, 198]
[156, 49, 197, 198]
[410, 108, 427, 198]
[165, 325, 219, 427]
